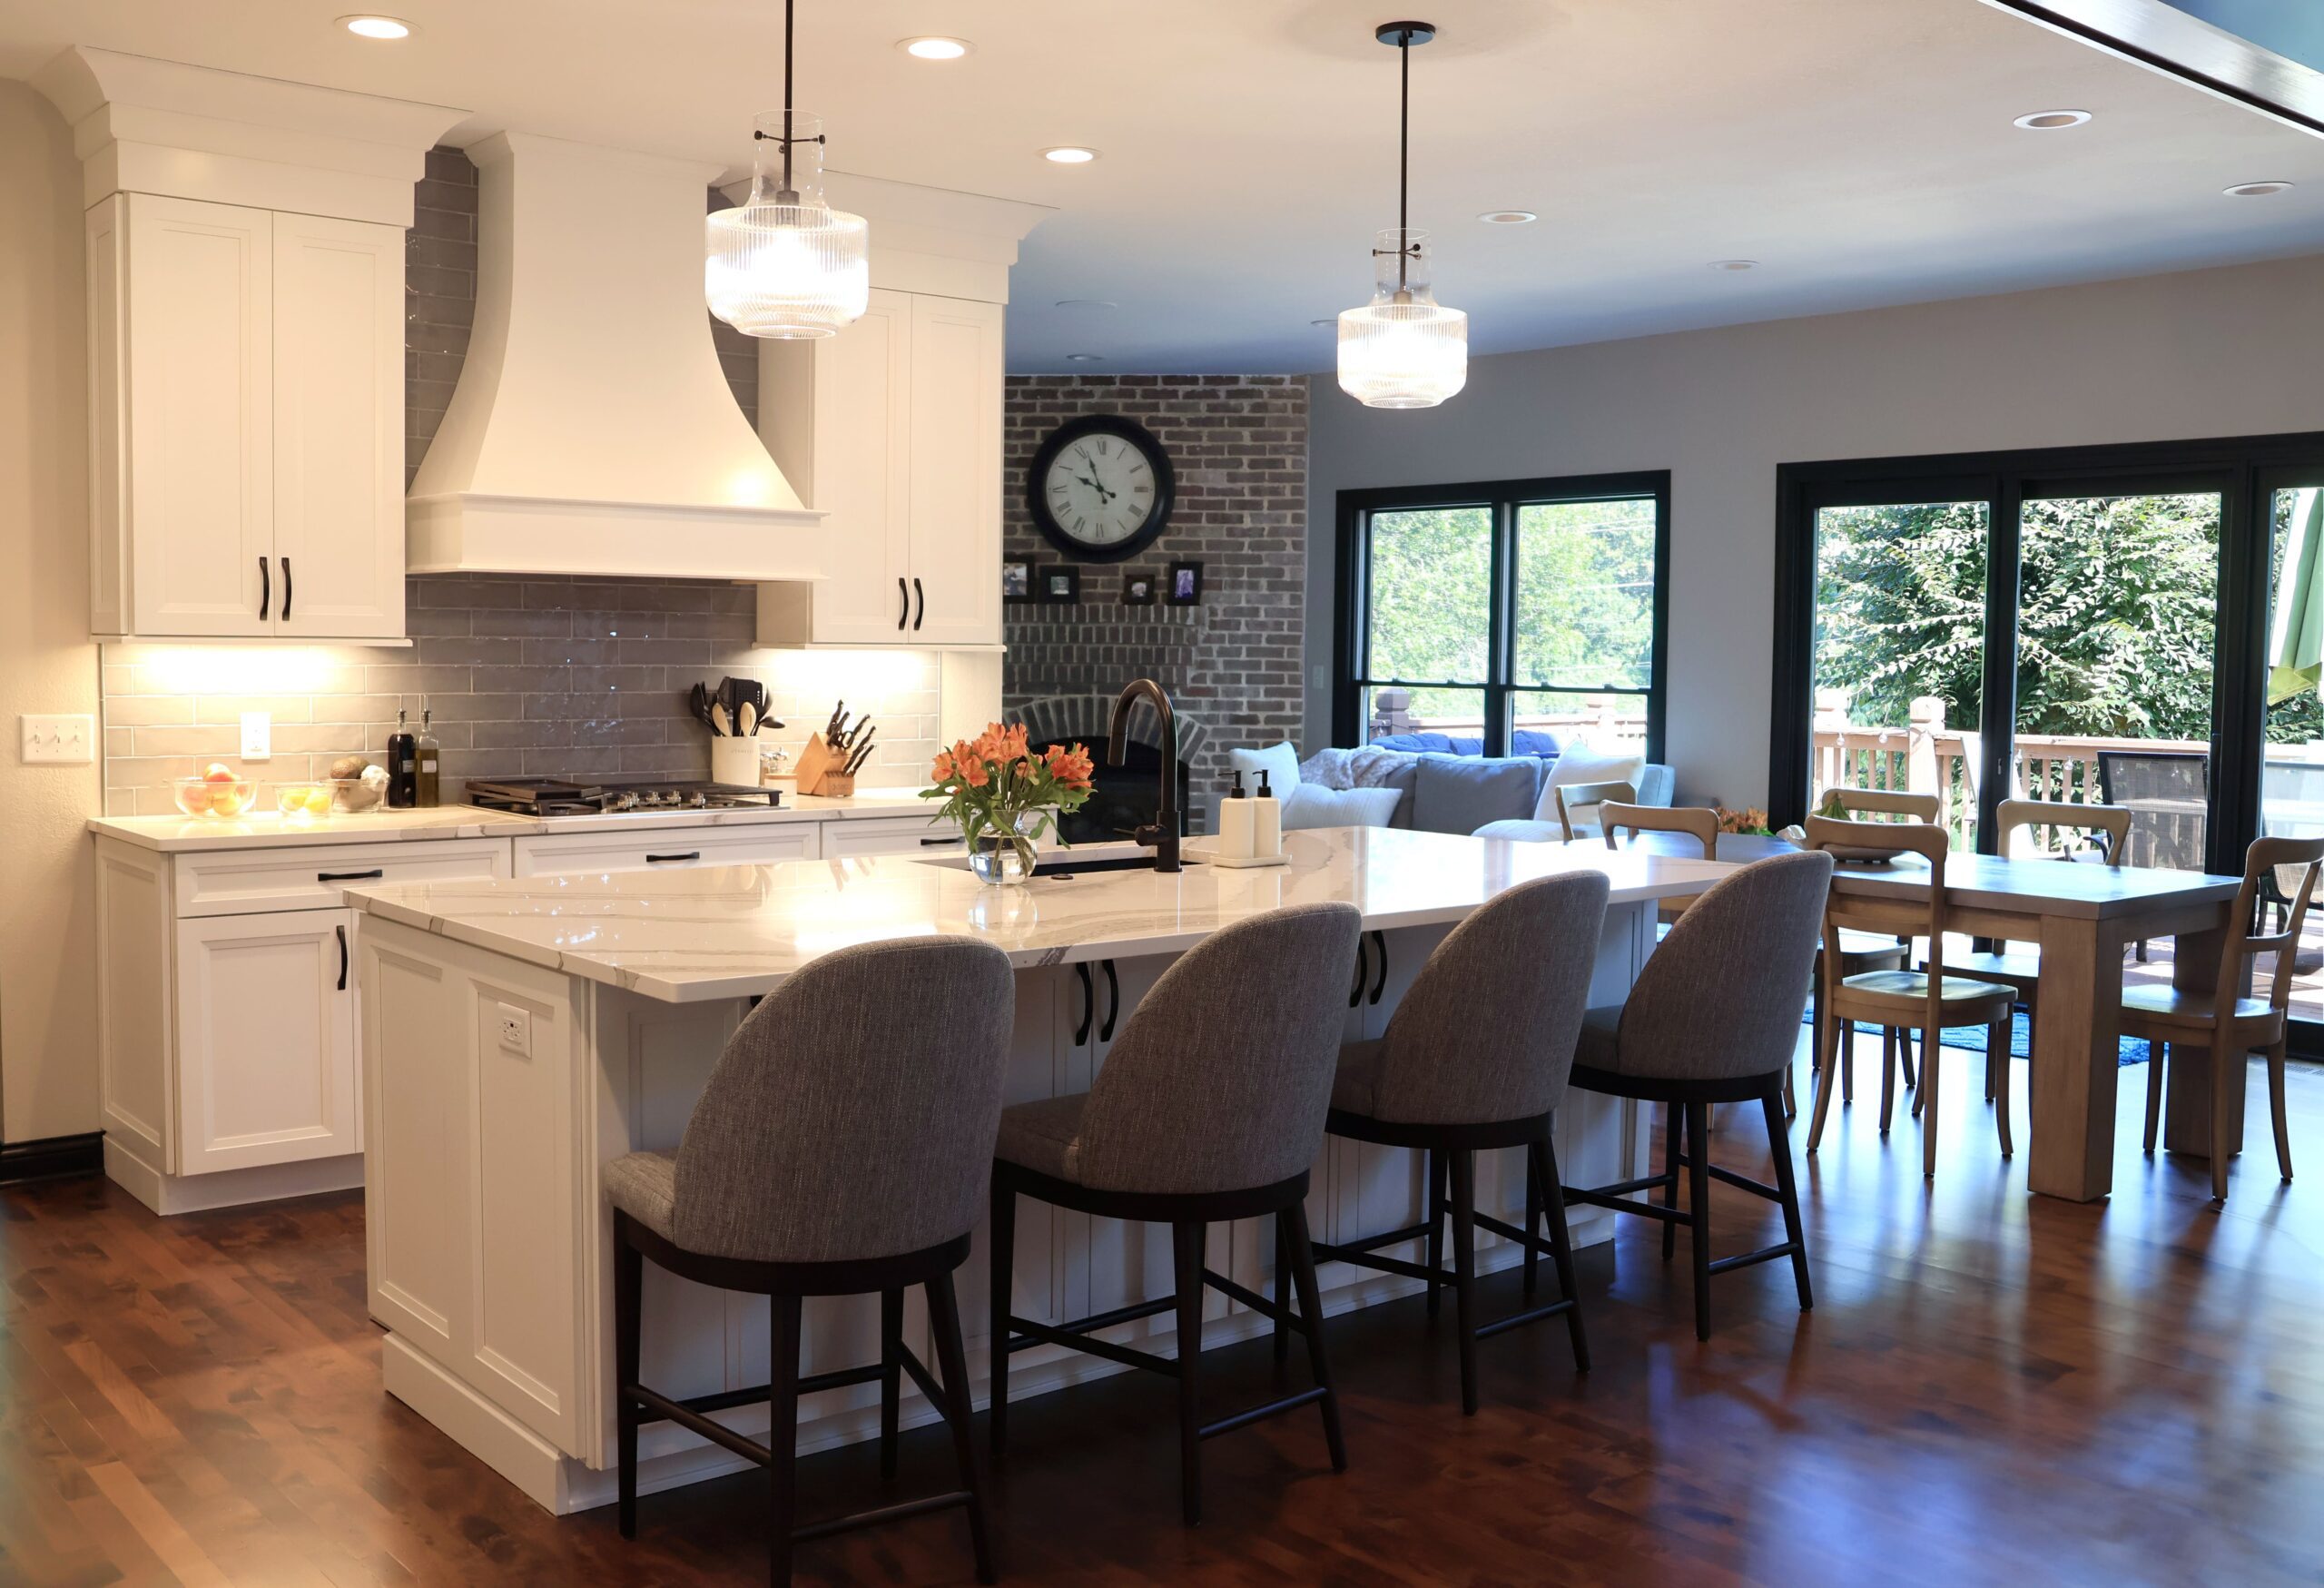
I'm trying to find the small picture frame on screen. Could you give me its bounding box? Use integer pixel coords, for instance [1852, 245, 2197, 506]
[1122, 571, 1157, 606]
[1040, 566, 1081, 604]
[1166, 560, 1205, 605]
[1001, 560, 1030, 602]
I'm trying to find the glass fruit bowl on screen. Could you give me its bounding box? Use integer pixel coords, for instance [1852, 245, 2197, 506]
[173, 775, 259, 818]
[276, 783, 335, 819]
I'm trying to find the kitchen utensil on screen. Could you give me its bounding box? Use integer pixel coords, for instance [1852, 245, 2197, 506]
[843, 731, 878, 776]
[690, 682, 720, 735]
[738, 700, 757, 737]
[825, 702, 847, 742]
[710, 702, 732, 736]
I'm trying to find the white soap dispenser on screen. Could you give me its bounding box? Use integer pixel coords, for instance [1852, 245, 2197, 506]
[1218, 772, 1256, 860]
[1252, 770, 1283, 858]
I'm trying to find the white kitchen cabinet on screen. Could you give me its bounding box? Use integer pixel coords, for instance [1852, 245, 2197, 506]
[84, 192, 406, 640]
[819, 813, 960, 858]
[756, 291, 1005, 649]
[174, 909, 359, 1175]
[512, 823, 823, 876]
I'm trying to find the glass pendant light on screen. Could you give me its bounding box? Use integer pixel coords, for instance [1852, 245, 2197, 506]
[1337, 21, 1468, 409]
[706, 0, 870, 338]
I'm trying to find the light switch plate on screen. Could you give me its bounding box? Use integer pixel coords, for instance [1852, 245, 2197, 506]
[495, 1003, 532, 1057]
[20, 715, 94, 764]
[240, 711, 271, 761]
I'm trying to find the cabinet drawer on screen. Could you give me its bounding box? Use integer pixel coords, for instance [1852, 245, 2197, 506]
[174, 838, 510, 918]
[512, 822, 822, 876]
[823, 814, 960, 858]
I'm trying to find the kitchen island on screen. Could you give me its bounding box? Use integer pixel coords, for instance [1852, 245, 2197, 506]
[346, 825, 1728, 1513]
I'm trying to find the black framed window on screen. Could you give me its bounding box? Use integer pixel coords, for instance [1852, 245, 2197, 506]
[1334, 471, 1669, 762]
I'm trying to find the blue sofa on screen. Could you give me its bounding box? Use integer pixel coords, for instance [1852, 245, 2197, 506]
[1258, 740, 1675, 837]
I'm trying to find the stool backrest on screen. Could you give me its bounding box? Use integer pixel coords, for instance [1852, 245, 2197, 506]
[674, 937, 1017, 1264]
[1075, 902, 1363, 1195]
[1370, 872, 1610, 1125]
[1614, 850, 1835, 1081]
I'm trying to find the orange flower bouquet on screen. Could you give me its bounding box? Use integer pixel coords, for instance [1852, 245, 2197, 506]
[922, 723, 1097, 884]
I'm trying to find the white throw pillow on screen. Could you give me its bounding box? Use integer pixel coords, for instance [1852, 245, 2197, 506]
[1227, 740, 1302, 799]
[1281, 784, 1403, 830]
[1532, 741, 1647, 827]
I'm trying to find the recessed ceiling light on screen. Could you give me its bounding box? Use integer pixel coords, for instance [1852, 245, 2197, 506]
[899, 36, 971, 60]
[2013, 109, 2091, 131]
[1478, 210, 1538, 225]
[2226, 180, 2295, 197]
[1041, 147, 1099, 165]
[1064, 353, 1104, 362]
[1709, 259, 1758, 271]
[1055, 299, 1118, 310]
[338, 14, 412, 39]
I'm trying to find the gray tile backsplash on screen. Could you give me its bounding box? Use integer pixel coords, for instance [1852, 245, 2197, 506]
[102, 575, 943, 815]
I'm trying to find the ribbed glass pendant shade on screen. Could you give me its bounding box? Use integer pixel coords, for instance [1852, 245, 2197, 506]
[1337, 229, 1468, 409]
[706, 112, 870, 339]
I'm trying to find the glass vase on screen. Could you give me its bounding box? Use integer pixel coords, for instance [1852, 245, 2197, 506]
[967, 813, 1045, 886]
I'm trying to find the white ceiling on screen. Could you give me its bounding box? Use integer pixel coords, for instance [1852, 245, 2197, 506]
[8, 0, 2324, 373]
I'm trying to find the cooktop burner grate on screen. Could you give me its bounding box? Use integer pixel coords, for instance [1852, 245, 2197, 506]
[464, 777, 781, 818]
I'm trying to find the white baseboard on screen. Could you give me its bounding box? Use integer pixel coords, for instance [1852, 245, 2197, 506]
[104, 1135, 363, 1215]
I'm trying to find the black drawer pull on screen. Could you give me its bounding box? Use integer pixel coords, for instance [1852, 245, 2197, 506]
[258, 557, 271, 621]
[318, 869, 384, 883]
[911, 577, 925, 631]
[1074, 962, 1095, 1046]
[336, 923, 349, 991]
[645, 852, 700, 863]
[919, 836, 960, 847]
[897, 577, 910, 630]
[1349, 933, 1368, 1008]
[280, 557, 292, 620]
[1098, 958, 1120, 1042]
[1368, 930, 1389, 1005]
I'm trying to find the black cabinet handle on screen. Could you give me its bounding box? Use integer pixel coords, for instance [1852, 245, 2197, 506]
[280, 557, 292, 620]
[258, 557, 271, 621]
[1349, 933, 1369, 1008]
[336, 923, 349, 991]
[1368, 930, 1389, 1005]
[897, 577, 910, 630]
[645, 852, 700, 863]
[911, 577, 925, 632]
[919, 835, 959, 846]
[1098, 958, 1120, 1042]
[1074, 962, 1095, 1046]
[318, 869, 383, 883]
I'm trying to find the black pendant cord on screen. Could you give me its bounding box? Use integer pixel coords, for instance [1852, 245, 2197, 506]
[781, 0, 794, 200]
[1397, 25, 1411, 294]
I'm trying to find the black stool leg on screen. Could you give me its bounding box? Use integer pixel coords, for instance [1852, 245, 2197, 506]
[1660, 1104, 1682, 1262]
[1532, 1135, 1590, 1372]
[615, 1220, 642, 1540]
[769, 1293, 803, 1585]
[1448, 1149, 1481, 1416]
[1282, 1202, 1347, 1472]
[926, 1270, 998, 1585]
[1686, 1100, 1714, 1341]
[1762, 1088, 1813, 1312]
[988, 1180, 1014, 1462]
[1522, 1149, 1542, 1301]
[1271, 1212, 1290, 1371]
[1170, 1220, 1206, 1525]
[1425, 1149, 1446, 1320]
[878, 1287, 903, 1484]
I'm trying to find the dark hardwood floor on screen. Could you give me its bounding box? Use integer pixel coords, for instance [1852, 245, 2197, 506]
[5, 1042, 2322, 1586]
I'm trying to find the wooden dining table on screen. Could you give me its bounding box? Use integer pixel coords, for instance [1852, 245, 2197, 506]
[1597, 831, 2246, 1202]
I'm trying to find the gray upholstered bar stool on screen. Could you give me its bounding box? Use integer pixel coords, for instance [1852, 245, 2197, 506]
[604, 937, 1017, 1586]
[987, 902, 1364, 1527]
[1312, 872, 1610, 1415]
[1562, 852, 1833, 1340]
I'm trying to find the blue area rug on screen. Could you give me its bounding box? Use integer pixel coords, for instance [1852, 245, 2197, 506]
[1807, 1006, 2149, 1066]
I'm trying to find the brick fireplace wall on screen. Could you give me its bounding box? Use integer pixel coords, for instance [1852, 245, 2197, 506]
[1001, 375, 1308, 812]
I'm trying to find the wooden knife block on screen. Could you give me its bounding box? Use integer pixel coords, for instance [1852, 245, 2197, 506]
[793, 733, 855, 797]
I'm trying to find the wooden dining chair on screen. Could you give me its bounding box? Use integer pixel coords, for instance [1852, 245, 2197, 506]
[1552, 780, 1639, 842]
[2122, 834, 2324, 1200]
[1803, 816, 2017, 1174]
[1819, 787, 1943, 824]
[1799, 789, 1944, 1119]
[1600, 803, 1718, 924]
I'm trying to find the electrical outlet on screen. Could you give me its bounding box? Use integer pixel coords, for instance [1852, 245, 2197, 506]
[240, 711, 271, 761]
[495, 1003, 532, 1057]
[20, 715, 94, 764]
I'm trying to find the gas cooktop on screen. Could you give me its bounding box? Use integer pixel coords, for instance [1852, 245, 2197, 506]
[464, 777, 782, 819]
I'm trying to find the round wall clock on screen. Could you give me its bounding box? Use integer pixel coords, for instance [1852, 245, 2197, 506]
[1027, 414, 1176, 563]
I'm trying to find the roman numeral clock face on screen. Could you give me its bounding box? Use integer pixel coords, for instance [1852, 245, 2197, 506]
[1029, 418, 1175, 562]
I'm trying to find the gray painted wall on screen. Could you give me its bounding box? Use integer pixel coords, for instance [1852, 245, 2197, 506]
[1305, 252, 2324, 808]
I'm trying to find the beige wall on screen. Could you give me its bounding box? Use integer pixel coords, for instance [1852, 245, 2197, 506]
[0, 82, 100, 1144]
[1305, 253, 2324, 806]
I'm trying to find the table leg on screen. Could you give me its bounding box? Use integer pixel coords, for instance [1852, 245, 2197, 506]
[2163, 920, 2247, 1159]
[2028, 916, 2123, 1202]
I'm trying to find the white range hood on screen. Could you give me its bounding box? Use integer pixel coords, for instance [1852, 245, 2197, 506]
[407, 132, 822, 580]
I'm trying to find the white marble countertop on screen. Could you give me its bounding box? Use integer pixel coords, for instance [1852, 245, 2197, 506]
[344, 825, 1734, 1004]
[87, 790, 938, 853]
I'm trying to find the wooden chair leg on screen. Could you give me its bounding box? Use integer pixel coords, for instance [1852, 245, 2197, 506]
[1879, 1026, 1897, 1135]
[1807, 1016, 1844, 1155]
[2270, 1046, 2295, 1181]
[615, 1223, 642, 1540]
[1921, 1031, 1941, 1180]
[1761, 1089, 1813, 1312]
[769, 1294, 803, 1586]
[1898, 1026, 1917, 1090]
[1282, 1203, 1348, 1470]
[1532, 1135, 1590, 1371]
[1686, 1100, 1714, 1341]
[1991, 1017, 2013, 1159]
[1449, 1149, 1481, 1415]
[987, 1181, 1015, 1461]
[1425, 1149, 1446, 1319]
[1171, 1220, 1206, 1524]
[2143, 1041, 2167, 1155]
[925, 1271, 998, 1584]
[878, 1287, 903, 1484]
[1660, 1105, 1682, 1261]
[2211, 1044, 2232, 1202]
[1840, 1022, 1856, 1105]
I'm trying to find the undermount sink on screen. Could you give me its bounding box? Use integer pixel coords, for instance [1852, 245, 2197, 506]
[913, 840, 1188, 877]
